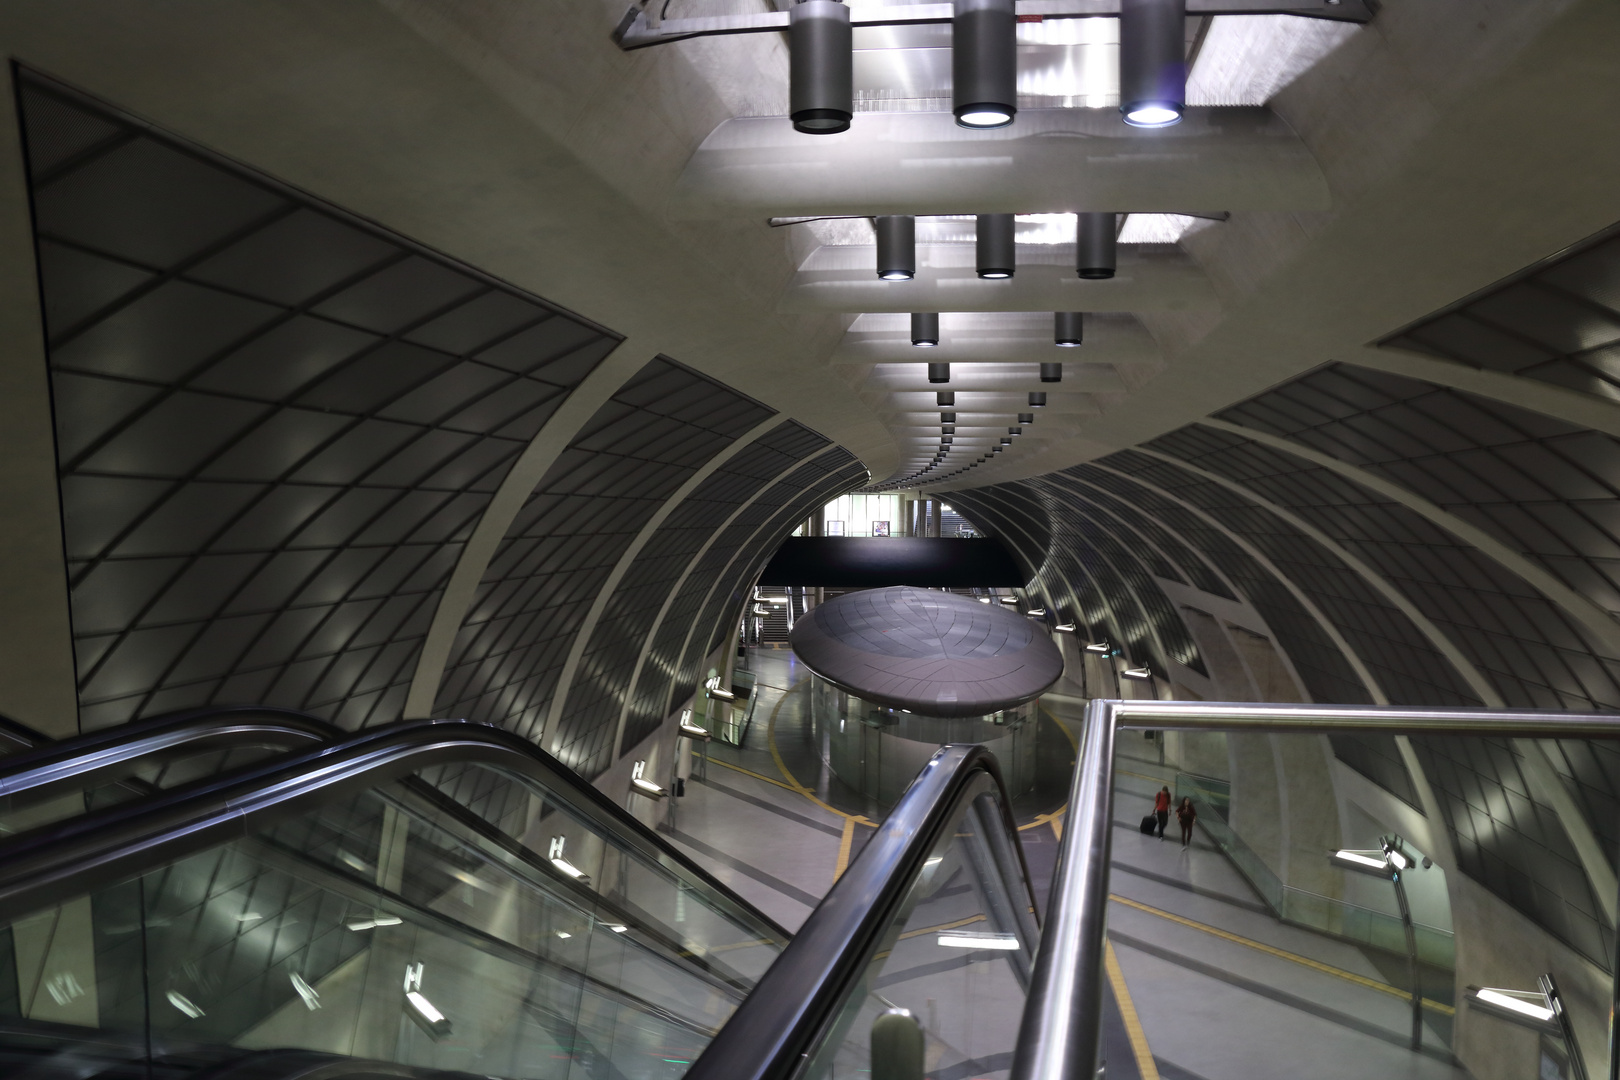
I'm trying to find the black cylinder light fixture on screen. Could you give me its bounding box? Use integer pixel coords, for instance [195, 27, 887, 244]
[937, 391, 955, 407]
[1019, 412, 1034, 425]
[1077, 213, 1117, 279]
[790, 0, 854, 134]
[1055, 310, 1084, 347]
[911, 311, 940, 347]
[1009, 427, 1021, 436]
[1029, 392, 1046, 407]
[941, 411, 956, 424]
[1118, 0, 1186, 128]
[977, 214, 1016, 279]
[1040, 363, 1062, 383]
[928, 363, 951, 384]
[952, 0, 1017, 129]
[876, 215, 916, 280]
[942, 424, 955, 434]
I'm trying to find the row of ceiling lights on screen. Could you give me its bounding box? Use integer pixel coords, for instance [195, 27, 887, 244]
[795, 0, 1188, 489]
[790, 0, 1188, 133]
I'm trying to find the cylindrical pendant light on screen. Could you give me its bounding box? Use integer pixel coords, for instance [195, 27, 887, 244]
[952, 0, 1016, 129]
[1040, 363, 1062, 383]
[911, 311, 940, 347]
[1018, 413, 1034, 425]
[1055, 311, 1084, 346]
[942, 424, 955, 434]
[942, 436, 954, 444]
[928, 363, 951, 384]
[1028, 392, 1046, 407]
[1077, 213, 1116, 279]
[876, 215, 916, 280]
[941, 410, 956, 423]
[1119, 0, 1186, 128]
[937, 391, 955, 406]
[977, 214, 1016, 279]
[1008, 427, 1021, 436]
[790, 1, 853, 134]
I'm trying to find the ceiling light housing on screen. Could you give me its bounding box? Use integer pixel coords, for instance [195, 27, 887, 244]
[789, 1, 853, 134]
[928, 362, 950, 384]
[876, 214, 916, 279]
[937, 391, 955, 407]
[1118, 0, 1186, 128]
[941, 410, 956, 423]
[1018, 413, 1034, 425]
[976, 213, 1016, 278]
[1055, 310, 1085, 346]
[952, 0, 1016, 129]
[1040, 363, 1062, 383]
[911, 311, 940, 347]
[1077, 213, 1117, 279]
[1029, 392, 1046, 408]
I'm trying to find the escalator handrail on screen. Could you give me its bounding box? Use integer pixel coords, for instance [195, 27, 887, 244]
[681, 742, 1040, 1080]
[0, 704, 339, 802]
[0, 717, 789, 946]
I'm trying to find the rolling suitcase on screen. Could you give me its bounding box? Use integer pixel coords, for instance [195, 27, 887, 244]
[1139, 814, 1157, 835]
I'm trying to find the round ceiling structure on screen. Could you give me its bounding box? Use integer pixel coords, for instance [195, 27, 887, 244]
[788, 586, 1063, 718]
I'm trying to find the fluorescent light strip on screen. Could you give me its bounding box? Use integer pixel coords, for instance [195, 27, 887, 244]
[937, 931, 1020, 951]
[1474, 988, 1555, 1024]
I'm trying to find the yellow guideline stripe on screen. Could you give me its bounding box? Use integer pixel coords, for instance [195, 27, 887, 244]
[764, 677, 876, 826]
[897, 914, 985, 940]
[1109, 894, 1455, 1016]
[1104, 939, 1162, 1080]
[834, 818, 857, 881]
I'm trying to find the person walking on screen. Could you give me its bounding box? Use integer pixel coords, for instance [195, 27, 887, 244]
[1153, 786, 1170, 840]
[1176, 796, 1197, 847]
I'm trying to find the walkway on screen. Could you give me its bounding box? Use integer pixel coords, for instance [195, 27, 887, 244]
[664, 649, 1470, 1080]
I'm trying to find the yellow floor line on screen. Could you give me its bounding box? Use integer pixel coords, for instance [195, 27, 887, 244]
[897, 914, 985, 940]
[833, 817, 857, 881]
[764, 676, 877, 827]
[1104, 939, 1162, 1080]
[1109, 893, 1455, 1015]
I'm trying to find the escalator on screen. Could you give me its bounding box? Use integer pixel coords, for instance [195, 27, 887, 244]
[0, 712, 1041, 1080]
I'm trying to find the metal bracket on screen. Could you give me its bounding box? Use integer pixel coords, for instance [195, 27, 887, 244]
[615, 0, 1375, 51]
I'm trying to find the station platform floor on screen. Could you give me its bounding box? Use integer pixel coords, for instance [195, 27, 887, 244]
[663, 649, 1471, 1080]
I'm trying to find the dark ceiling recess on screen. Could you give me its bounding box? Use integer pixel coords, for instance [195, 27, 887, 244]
[758, 537, 1024, 588]
[18, 70, 621, 731]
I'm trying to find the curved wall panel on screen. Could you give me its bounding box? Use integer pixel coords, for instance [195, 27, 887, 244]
[21, 73, 621, 732]
[430, 357, 775, 777]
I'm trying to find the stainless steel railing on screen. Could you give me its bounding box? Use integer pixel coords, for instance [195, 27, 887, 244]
[1009, 699, 1620, 1080]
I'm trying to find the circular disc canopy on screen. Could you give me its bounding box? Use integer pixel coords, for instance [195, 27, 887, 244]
[789, 586, 1063, 718]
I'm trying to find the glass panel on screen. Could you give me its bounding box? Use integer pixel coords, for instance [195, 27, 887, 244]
[798, 775, 1037, 1080]
[0, 762, 784, 1080]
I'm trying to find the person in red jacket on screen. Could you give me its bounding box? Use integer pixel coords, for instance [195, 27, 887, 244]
[1176, 796, 1197, 847]
[1153, 786, 1171, 840]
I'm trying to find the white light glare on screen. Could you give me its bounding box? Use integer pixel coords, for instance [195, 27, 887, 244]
[1084, 642, 1111, 653]
[1026, 608, 1047, 616]
[406, 991, 447, 1025]
[881, 270, 913, 281]
[1332, 849, 1390, 871]
[290, 972, 321, 1010]
[1473, 988, 1555, 1024]
[557, 931, 572, 939]
[1122, 667, 1152, 680]
[607, 924, 629, 933]
[1054, 623, 1076, 632]
[938, 931, 1021, 950]
[1123, 103, 1182, 127]
[346, 914, 404, 931]
[999, 596, 1018, 604]
[980, 270, 1011, 279]
[167, 990, 205, 1018]
[1385, 847, 1409, 870]
[958, 107, 1013, 127]
[549, 836, 591, 883]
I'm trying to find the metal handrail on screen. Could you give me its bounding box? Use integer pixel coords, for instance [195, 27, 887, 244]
[682, 742, 1040, 1080]
[1010, 699, 1620, 1080]
[0, 717, 788, 947]
[0, 704, 337, 803]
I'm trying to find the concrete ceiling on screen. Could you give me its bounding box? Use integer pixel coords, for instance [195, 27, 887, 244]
[0, 0, 1613, 497]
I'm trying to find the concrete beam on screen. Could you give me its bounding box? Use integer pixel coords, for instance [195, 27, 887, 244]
[831, 313, 1159, 366]
[780, 245, 1215, 314]
[670, 107, 1329, 219]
